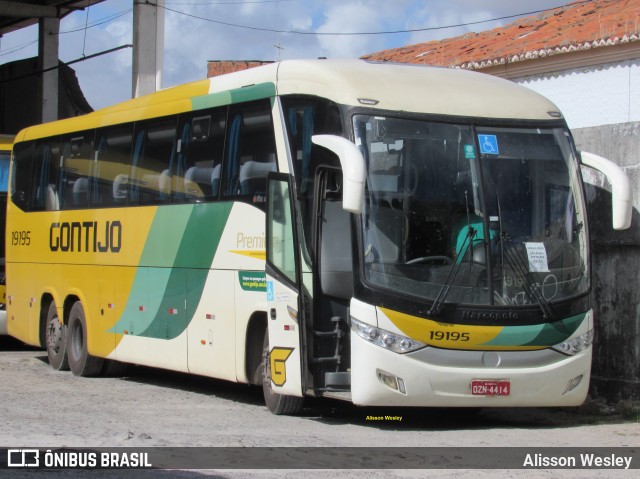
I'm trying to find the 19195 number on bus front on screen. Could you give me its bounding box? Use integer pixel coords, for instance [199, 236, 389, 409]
[429, 330, 470, 341]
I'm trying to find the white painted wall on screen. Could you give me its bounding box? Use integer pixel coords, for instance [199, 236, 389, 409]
[513, 59, 640, 129]
[508, 55, 640, 404]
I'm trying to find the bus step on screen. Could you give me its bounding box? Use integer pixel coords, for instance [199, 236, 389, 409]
[312, 316, 346, 338]
[324, 371, 351, 388]
[312, 330, 342, 338]
[311, 356, 339, 363]
[316, 387, 351, 393]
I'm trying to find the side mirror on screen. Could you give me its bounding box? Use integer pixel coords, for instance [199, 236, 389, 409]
[311, 135, 366, 214]
[580, 151, 632, 230]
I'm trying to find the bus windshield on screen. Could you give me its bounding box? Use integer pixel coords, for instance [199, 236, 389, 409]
[354, 115, 588, 308]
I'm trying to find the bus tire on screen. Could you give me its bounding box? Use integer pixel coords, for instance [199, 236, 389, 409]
[45, 301, 69, 371]
[261, 330, 303, 415]
[67, 301, 104, 377]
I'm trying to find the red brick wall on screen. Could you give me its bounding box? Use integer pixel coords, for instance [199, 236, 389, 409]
[207, 61, 273, 78]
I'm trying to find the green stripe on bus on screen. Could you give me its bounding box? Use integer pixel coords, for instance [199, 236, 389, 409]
[482, 313, 586, 347]
[111, 202, 233, 339]
[191, 83, 276, 110]
[173, 202, 232, 268]
[139, 205, 194, 266]
[524, 313, 586, 347]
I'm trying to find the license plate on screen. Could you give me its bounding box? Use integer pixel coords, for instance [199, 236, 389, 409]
[471, 379, 510, 396]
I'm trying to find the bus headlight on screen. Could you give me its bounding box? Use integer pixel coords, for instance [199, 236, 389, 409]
[351, 317, 426, 354]
[553, 329, 594, 356]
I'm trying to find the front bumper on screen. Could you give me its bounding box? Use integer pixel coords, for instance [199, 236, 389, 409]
[350, 332, 590, 407]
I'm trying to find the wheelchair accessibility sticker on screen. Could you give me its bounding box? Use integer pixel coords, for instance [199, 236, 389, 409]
[478, 134, 499, 155]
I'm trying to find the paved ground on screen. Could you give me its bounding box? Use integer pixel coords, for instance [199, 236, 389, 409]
[0, 336, 638, 478]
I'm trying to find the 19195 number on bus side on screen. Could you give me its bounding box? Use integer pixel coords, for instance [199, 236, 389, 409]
[11, 230, 31, 246]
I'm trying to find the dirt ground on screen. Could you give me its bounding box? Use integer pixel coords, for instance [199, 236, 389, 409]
[0, 336, 638, 478]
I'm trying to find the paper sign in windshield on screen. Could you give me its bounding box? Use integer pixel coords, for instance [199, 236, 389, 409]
[524, 242, 550, 272]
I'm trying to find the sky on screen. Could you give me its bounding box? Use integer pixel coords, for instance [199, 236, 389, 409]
[0, 0, 574, 110]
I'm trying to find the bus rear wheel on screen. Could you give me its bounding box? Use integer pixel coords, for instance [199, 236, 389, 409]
[261, 330, 303, 415]
[67, 301, 104, 377]
[45, 301, 68, 371]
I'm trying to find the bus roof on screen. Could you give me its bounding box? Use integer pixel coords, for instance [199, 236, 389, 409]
[0, 134, 14, 151]
[255, 59, 561, 121]
[15, 59, 562, 142]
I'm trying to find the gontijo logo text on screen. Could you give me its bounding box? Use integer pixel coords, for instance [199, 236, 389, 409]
[50, 221, 122, 253]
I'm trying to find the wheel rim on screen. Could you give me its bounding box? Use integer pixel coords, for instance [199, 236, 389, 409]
[47, 315, 63, 354]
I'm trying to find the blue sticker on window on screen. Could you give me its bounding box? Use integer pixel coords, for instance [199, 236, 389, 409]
[266, 281, 274, 301]
[478, 134, 499, 155]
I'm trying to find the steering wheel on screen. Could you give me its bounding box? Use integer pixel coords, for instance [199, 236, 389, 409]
[405, 256, 454, 265]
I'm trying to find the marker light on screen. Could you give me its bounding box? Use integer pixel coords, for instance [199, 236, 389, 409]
[351, 317, 426, 354]
[563, 374, 584, 394]
[376, 369, 407, 394]
[553, 329, 594, 356]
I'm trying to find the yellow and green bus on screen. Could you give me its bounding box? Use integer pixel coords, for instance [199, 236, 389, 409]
[0, 134, 13, 334]
[6, 60, 631, 414]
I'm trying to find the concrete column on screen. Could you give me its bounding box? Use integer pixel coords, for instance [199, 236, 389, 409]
[132, 0, 165, 98]
[38, 16, 60, 123]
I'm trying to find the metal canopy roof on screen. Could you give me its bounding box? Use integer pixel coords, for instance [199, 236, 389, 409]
[0, 0, 105, 36]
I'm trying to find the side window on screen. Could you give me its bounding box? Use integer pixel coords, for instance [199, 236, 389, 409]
[281, 96, 343, 257]
[94, 125, 133, 207]
[0, 151, 10, 193]
[59, 132, 94, 209]
[130, 118, 177, 205]
[267, 176, 297, 284]
[11, 142, 35, 211]
[176, 109, 226, 202]
[282, 96, 342, 193]
[223, 100, 277, 206]
[31, 138, 61, 211]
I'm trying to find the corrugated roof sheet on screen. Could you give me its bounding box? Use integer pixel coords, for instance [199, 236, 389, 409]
[363, 0, 640, 69]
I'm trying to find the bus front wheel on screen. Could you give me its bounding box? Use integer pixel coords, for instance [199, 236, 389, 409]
[261, 330, 303, 415]
[67, 301, 104, 377]
[45, 301, 69, 371]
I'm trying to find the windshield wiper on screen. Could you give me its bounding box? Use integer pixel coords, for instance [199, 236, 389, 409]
[494, 192, 554, 320]
[427, 224, 477, 316]
[500, 232, 555, 320]
[428, 190, 481, 316]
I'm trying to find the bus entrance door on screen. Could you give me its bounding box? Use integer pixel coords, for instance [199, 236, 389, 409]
[265, 174, 304, 398]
